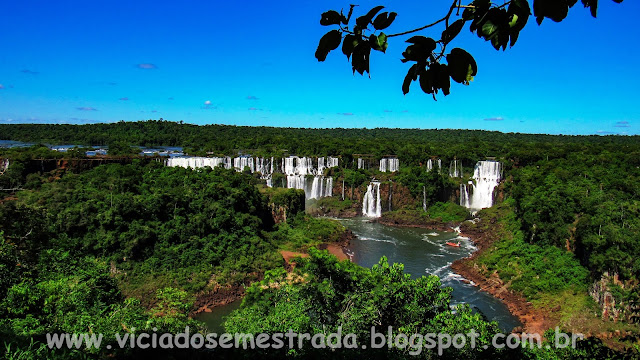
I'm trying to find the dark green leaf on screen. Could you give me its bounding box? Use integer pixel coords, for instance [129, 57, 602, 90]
[365, 6, 385, 21]
[446, 48, 477, 85]
[373, 12, 397, 30]
[403, 37, 437, 62]
[402, 45, 427, 62]
[419, 67, 435, 94]
[342, 34, 358, 59]
[320, 10, 343, 26]
[356, 5, 385, 28]
[507, 0, 530, 46]
[481, 20, 499, 39]
[442, 19, 465, 44]
[581, 0, 598, 17]
[370, 33, 388, 53]
[315, 30, 342, 62]
[406, 36, 437, 51]
[434, 63, 451, 96]
[533, 0, 571, 24]
[402, 64, 418, 95]
[351, 41, 371, 75]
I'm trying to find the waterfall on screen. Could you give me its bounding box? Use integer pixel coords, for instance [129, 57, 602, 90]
[308, 176, 333, 200]
[318, 157, 326, 174]
[255, 157, 275, 186]
[379, 158, 399, 172]
[325, 177, 333, 197]
[233, 156, 255, 172]
[327, 156, 339, 168]
[357, 158, 365, 170]
[168, 155, 337, 199]
[287, 175, 307, 191]
[317, 156, 339, 175]
[166, 157, 228, 169]
[297, 157, 314, 175]
[284, 157, 305, 194]
[0, 159, 8, 175]
[449, 160, 462, 177]
[426, 159, 441, 172]
[379, 160, 385, 172]
[362, 181, 382, 218]
[460, 182, 471, 208]
[283, 157, 296, 175]
[309, 176, 322, 199]
[282, 156, 336, 199]
[460, 161, 502, 212]
[423, 186, 427, 212]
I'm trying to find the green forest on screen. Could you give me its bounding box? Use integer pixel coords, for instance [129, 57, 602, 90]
[1, 121, 639, 358]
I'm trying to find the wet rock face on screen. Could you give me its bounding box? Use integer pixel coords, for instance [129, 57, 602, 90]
[379, 183, 415, 212]
[192, 284, 246, 315]
[271, 204, 287, 224]
[589, 272, 640, 323]
[590, 273, 623, 322]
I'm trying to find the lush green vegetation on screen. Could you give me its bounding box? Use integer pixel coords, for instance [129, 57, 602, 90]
[224, 249, 623, 359]
[473, 200, 590, 300]
[1, 121, 638, 164]
[426, 202, 469, 223]
[268, 213, 347, 252]
[0, 159, 351, 358]
[379, 203, 469, 226]
[2, 121, 640, 357]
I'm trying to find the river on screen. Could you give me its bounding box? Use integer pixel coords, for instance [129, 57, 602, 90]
[196, 218, 521, 332]
[340, 218, 521, 332]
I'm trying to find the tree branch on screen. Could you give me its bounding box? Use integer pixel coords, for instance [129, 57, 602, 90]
[387, 0, 459, 38]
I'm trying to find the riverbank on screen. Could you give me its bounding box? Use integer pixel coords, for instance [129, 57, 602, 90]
[452, 219, 554, 334]
[192, 283, 247, 316]
[375, 209, 554, 334]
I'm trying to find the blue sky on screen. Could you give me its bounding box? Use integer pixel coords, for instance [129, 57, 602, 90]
[0, 0, 636, 135]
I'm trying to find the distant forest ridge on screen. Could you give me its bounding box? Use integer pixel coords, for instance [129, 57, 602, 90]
[1, 121, 638, 160]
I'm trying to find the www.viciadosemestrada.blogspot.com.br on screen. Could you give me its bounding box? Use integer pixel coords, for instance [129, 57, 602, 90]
[46, 326, 584, 355]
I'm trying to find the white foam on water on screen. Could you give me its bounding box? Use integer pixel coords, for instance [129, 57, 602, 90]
[426, 262, 452, 277]
[441, 272, 466, 283]
[358, 236, 396, 245]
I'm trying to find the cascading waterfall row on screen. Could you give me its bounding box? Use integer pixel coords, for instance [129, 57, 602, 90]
[165, 156, 232, 169]
[379, 158, 399, 172]
[357, 158, 370, 170]
[282, 156, 338, 200]
[166, 156, 338, 199]
[460, 160, 502, 212]
[362, 181, 382, 218]
[356, 157, 400, 172]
